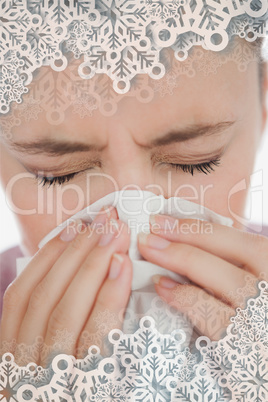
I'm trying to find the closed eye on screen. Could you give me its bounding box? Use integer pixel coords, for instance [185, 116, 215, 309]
[35, 172, 78, 187]
[34, 157, 221, 188]
[165, 158, 221, 175]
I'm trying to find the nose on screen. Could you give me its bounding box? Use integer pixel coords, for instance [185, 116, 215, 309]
[108, 155, 153, 192]
[106, 137, 154, 192]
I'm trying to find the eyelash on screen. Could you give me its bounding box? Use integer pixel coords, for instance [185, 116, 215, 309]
[36, 173, 77, 187]
[35, 158, 221, 187]
[164, 157, 221, 175]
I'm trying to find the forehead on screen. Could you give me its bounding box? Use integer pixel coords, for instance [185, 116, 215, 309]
[1, 45, 259, 146]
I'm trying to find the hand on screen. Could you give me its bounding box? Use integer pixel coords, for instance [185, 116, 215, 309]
[137, 215, 268, 340]
[0, 207, 132, 366]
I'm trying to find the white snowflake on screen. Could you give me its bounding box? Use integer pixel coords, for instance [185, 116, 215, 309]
[0, 113, 21, 140]
[17, 95, 42, 121]
[90, 380, 126, 401]
[73, 93, 99, 117]
[194, 50, 225, 75]
[144, 0, 183, 22]
[51, 328, 76, 351]
[172, 282, 198, 306]
[0, 65, 28, 108]
[225, 345, 268, 401]
[66, 20, 96, 58]
[0, 0, 267, 114]
[2, 281, 268, 401]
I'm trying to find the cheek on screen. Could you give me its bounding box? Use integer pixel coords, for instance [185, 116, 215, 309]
[5, 177, 88, 256]
[4, 169, 122, 256]
[200, 133, 259, 228]
[16, 214, 56, 256]
[13, 188, 87, 256]
[163, 135, 258, 228]
[5, 175, 38, 213]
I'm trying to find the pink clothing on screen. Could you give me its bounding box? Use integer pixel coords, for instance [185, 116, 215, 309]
[0, 245, 24, 317]
[1, 224, 268, 317]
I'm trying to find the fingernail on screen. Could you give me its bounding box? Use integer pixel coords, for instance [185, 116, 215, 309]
[149, 214, 161, 233]
[149, 214, 156, 226]
[92, 206, 113, 226]
[152, 274, 177, 289]
[109, 218, 120, 233]
[98, 220, 118, 246]
[109, 253, 124, 279]
[150, 214, 178, 231]
[104, 204, 114, 219]
[60, 219, 85, 242]
[138, 232, 170, 249]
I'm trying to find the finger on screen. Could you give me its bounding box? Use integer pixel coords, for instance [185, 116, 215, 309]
[149, 215, 268, 276]
[90, 204, 118, 225]
[43, 220, 130, 361]
[152, 275, 235, 341]
[137, 232, 256, 307]
[17, 207, 115, 345]
[77, 253, 132, 358]
[18, 222, 100, 344]
[17, 205, 117, 338]
[0, 226, 70, 345]
[0, 206, 115, 349]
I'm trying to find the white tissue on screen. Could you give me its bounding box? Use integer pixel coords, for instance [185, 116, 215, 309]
[16, 190, 233, 291]
[16, 190, 233, 337]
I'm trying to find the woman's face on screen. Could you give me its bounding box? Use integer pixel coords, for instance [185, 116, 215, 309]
[0, 46, 267, 256]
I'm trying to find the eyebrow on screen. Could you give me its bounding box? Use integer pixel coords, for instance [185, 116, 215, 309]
[7, 120, 236, 156]
[8, 139, 105, 156]
[147, 120, 236, 147]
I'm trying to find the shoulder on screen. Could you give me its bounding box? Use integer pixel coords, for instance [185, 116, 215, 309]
[0, 245, 23, 273]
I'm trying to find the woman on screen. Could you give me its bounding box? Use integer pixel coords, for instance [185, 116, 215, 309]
[0, 18, 268, 372]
